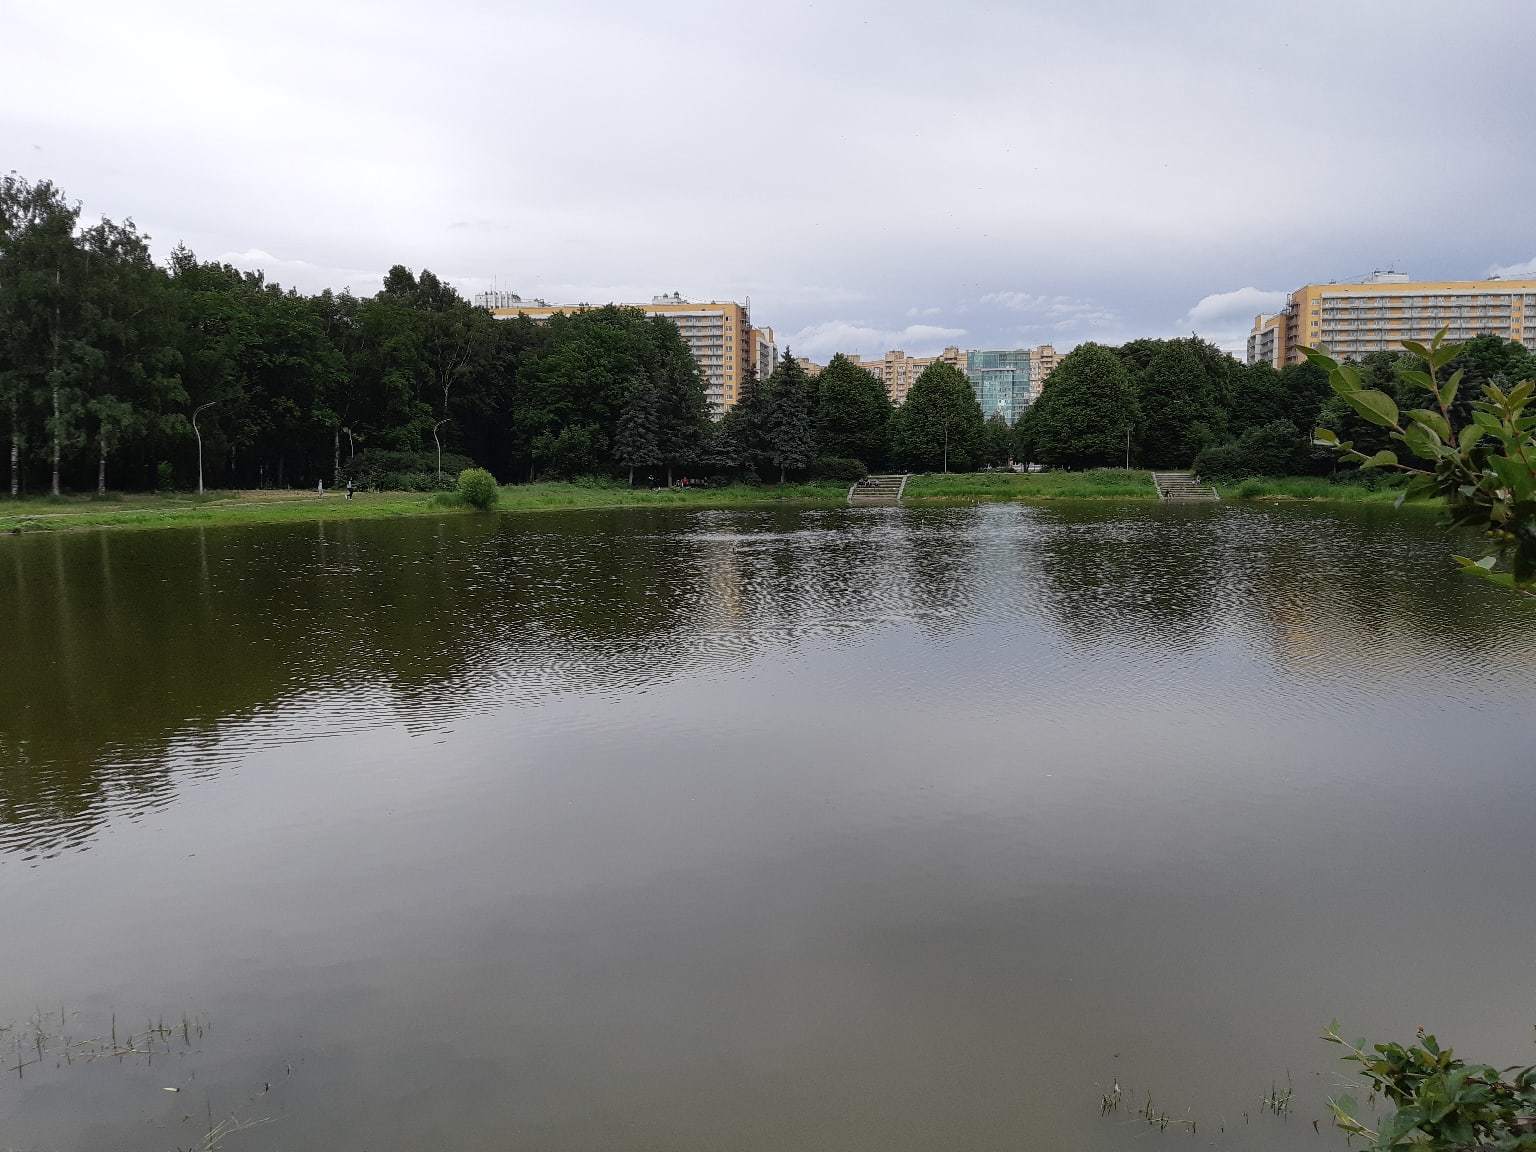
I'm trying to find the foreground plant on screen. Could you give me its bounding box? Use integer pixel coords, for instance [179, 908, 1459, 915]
[1303, 330, 1536, 593]
[1323, 1024, 1536, 1150]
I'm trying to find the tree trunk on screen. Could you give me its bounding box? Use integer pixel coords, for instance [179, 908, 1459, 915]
[434, 425, 442, 480]
[333, 427, 340, 487]
[278, 454, 285, 488]
[97, 448, 106, 495]
[667, 464, 673, 487]
[628, 465, 634, 486]
[779, 464, 785, 485]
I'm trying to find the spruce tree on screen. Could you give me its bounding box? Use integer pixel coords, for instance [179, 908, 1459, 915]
[761, 351, 815, 484]
[613, 377, 661, 485]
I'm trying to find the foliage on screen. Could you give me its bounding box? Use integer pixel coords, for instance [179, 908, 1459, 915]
[811, 455, 868, 481]
[891, 362, 984, 472]
[1129, 337, 1230, 468]
[1322, 1024, 1536, 1151]
[813, 353, 890, 467]
[1028, 343, 1138, 469]
[981, 412, 1013, 468]
[1305, 330, 1536, 592]
[612, 377, 662, 483]
[1193, 419, 1308, 479]
[455, 467, 499, 510]
[0, 174, 712, 495]
[759, 352, 816, 482]
[348, 448, 470, 491]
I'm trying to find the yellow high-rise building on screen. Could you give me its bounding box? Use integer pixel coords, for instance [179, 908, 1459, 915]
[1248, 272, 1536, 367]
[483, 293, 754, 416]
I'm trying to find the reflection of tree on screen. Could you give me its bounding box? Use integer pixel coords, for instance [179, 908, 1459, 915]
[2, 503, 1526, 860]
[1027, 504, 1225, 649]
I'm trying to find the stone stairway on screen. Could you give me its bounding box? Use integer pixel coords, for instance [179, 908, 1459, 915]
[1151, 471, 1220, 502]
[848, 474, 910, 507]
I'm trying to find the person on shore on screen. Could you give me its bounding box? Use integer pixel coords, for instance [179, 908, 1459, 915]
[345, 479, 355, 500]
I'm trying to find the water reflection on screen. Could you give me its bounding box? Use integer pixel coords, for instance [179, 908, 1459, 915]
[2, 503, 1531, 862]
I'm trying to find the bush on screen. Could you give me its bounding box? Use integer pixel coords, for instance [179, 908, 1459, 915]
[1193, 420, 1306, 480]
[812, 455, 868, 481]
[456, 467, 499, 510]
[156, 461, 175, 492]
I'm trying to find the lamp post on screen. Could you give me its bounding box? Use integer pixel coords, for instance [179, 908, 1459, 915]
[192, 401, 218, 494]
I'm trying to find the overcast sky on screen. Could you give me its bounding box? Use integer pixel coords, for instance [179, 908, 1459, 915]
[6, 0, 1536, 357]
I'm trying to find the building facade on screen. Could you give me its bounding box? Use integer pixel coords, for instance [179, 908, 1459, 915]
[1248, 272, 1536, 367]
[962, 345, 1061, 424]
[966, 349, 1033, 424]
[850, 346, 967, 405]
[751, 326, 778, 382]
[484, 293, 754, 416]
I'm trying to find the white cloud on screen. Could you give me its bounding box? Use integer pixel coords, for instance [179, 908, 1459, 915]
[789, 320, 967, 359]
[1178, 286, 1287, 353]
[979, 290, 1120, 337]
[220, 248, 384, 295]
[1489, 256, 1536, 278]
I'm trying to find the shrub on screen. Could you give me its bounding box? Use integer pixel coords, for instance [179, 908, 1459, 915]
[456, 467, 499, 510]
[812, 455, 868, 481]
[156, 461, 175, 491]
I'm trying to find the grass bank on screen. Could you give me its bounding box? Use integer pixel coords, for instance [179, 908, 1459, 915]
[0, 480, 852, 535]
[903, 471, 1157, 502]
[0, 472, 1441, 536]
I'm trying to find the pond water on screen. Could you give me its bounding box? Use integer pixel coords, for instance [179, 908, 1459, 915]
[2, 503, 1533, 1151]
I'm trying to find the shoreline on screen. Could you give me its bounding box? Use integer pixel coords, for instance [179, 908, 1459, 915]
[0, 474, 1433, 536]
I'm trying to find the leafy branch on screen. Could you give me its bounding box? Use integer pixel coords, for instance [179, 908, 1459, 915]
[1322, 1023, 1536, 1150]
[1303, 329, 1536, 593]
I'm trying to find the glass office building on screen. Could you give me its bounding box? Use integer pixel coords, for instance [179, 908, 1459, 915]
[965, 349, 1034, 425]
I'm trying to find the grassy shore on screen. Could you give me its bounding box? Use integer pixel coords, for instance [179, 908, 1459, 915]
[0, 481, 852, 534]
[0, 471, 1438, 536]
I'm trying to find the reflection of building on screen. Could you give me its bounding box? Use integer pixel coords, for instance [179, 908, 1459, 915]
[1247, 271, 1536, 367]
[484, 293, 755, 416]
[752, 326, 778, 381]
[850, 346, 966, 405]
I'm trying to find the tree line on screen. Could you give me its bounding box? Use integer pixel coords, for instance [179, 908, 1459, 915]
[1016, 332, 1536, 477]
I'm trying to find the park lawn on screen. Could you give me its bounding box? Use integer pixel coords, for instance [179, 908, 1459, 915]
[903, 470, 1158, 502]
[0, 481, 854, 535]
[0, 473, 1441, 536]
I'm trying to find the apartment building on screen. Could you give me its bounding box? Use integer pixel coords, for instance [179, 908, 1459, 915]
[482, 292, 754, 415]
[1247, 272, 1536, 367]
[850, 346, 967, 405]
[752, 326, 778, 381]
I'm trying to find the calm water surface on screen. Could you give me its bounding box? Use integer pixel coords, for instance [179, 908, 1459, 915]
[2, 503, 1534, 1151]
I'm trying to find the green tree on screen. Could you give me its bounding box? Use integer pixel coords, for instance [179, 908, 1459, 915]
[613, 377, 661, 484]
[1132, 338, 1229, 468]
[760, 351, 815, 483]
[1028, 343, 1138, 469]
[981, 411, 1012, 467]
[891, 362, 984, 472]
[813, 352, 890, 467]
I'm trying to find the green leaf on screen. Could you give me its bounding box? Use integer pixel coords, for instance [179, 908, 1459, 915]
[1312, 427, 1339, 446]
[1457, 424, 1485, 451]
[1399, 369, 1436, 395]
[1439, 369, 1462, 409]
[1488, 456, 1535, 499]
[1337, 362, 1363, 391]
[1360, 449, 1398, 469]
[1344, 389, 1399, 428]
[1400, 424, 1440, 461]
[1407, 409, 1451, 441]
[1401, 339, 1432, 363]
[1299, 345, 1337, 371]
